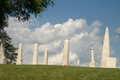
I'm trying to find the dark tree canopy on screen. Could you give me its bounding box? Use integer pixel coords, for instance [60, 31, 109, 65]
[0, 0, 55, 30]
[0, 0, 55, 63]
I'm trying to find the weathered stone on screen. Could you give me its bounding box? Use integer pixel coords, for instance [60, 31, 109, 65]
[43, 49, 48, 65]
[32, 43, 38, 65]
[62, 40, 70, 66]
[16, 43, 22, 65]
[89, 47, 96, 67]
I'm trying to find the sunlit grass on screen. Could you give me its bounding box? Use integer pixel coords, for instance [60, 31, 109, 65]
[0, 64, 120, 80]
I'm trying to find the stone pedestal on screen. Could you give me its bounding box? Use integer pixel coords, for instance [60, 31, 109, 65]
[89, 61, 96, 67]
[43, 49, 48, 65]
[16, 43, 22, 65]
[62, 40, 70, 66]
[32, 43, 38, 65]
[106, 58, 116, 68]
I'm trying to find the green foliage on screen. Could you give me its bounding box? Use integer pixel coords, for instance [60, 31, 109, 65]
[4, 35, 18, 62]
[0, 0, 55, 63]
[0, 0, 55, 30]
[0, 65, 120, 80]
[0, 30, 18, 63]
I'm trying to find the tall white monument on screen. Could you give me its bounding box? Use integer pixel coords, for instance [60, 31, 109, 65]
[77, 60, 80, 66]
[89, 47, 96, 67]
[16, 43, 22, 65]
[43, 49, 48, 65]
[101, 27, 116, 68]
[0, 32, 7, 64]
[62, 40, 70, 66]
[32, 43, 38, 65]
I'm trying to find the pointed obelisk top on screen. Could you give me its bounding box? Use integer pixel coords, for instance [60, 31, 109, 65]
[106, 27, 108, 32]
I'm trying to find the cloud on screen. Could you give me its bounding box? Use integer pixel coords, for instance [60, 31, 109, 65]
[5, 17, 115, 67]
[91, 20, 102, 27]
[115, 27, 120, 34]
[112, 27, 120, 42]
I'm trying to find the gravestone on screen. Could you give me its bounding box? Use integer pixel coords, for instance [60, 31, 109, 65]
[32, 43, 38, 65]
[77, 60, 80, 66]
[43, 49, 48, 65]
[62, 40, 70, 66]
[16, 43, 22, 65]
[89, 47, 96, 67]
[0, 32, 7, 64]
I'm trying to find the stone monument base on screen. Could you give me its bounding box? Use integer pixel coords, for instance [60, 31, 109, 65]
[0, 57, 7, 64]
[101, 58, 116, 68]
[89, 61, 96, 67]
[106, 58, 116, 68]
[101, 59, 107, 68]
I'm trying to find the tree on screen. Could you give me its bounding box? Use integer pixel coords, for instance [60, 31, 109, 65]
[0, 30, 18, 64]
[0, 0, 55, 30]
[0, 0, 55, 63]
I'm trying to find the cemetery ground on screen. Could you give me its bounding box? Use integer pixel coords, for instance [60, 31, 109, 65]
[0, 65, 120, 80]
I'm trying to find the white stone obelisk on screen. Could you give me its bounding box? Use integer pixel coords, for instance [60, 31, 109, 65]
[101, 27, 116, 68]
[77, 60, 80, 66]
[16, 43, 22, 65]
[32, 43, 38, 65]
[43, 49, 48, 65]
[0, 38, 7, 64]
[62, 40, 70, 66]
[89, 47, 96, 67]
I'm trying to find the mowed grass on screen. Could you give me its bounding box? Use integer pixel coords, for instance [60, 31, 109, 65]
[0, 65, 120, 80]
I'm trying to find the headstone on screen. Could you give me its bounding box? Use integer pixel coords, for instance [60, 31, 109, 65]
[77, 60, 80, 66]
[0, 32, 7, 64]
[43, 49, 48, 65]
[32, 43, 38, 65]
[16, 43, 22, 65]
[89, 47, 96, 67]
[101, 27, 116, 68]
[62, 40, 70, 66]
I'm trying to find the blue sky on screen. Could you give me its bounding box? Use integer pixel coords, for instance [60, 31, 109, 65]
[5, 0, 120, 67]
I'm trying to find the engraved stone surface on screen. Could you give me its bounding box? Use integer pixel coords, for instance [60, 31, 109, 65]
[43, 49, 48, 65]
[62, 40, 70, 66]
[16, 43, 22, 65]
[32, 43, 38, 65]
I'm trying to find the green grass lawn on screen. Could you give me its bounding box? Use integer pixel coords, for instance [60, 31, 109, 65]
[0, 65, 120, 80]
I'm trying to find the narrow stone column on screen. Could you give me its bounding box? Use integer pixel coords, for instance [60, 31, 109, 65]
[32, 43, 38, 65]
[0, 37, 7, 64]
[77, 60, 80, 66]
[16, 43, 22, 65]
[43, 49, 48, 65]
[62, 40, 70, 66]
[89, 47, 96, 67]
